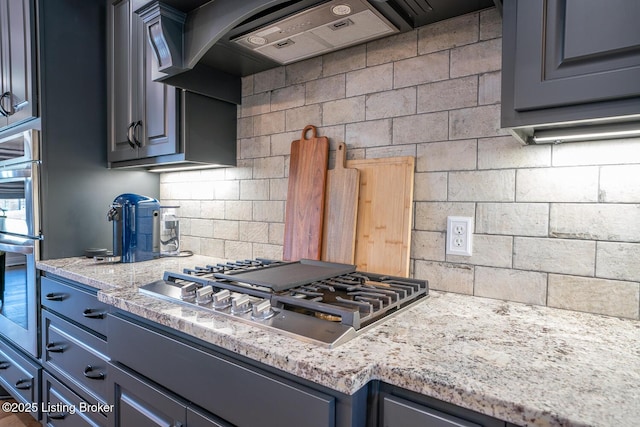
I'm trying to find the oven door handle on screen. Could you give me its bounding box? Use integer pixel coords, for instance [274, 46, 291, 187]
[0, 235, 35, 254]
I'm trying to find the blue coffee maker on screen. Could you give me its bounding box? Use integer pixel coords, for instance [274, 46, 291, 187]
[107, 193, 160, 263]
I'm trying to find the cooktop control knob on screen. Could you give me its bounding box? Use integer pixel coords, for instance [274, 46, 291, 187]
[196, 285, 213, 305]
[251, 299, 275, 321]
[231, 294, 251, 315]
[213, 289, 231, 309]
[180, 283, 197, 301]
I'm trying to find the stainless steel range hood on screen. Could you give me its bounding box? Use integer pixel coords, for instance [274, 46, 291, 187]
[137, 0, 497, 102]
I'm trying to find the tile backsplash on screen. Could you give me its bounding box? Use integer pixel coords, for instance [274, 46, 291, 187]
[161, 8, 640, 320]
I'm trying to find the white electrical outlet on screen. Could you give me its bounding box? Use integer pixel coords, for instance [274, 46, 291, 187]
[446, 216, 473, 256]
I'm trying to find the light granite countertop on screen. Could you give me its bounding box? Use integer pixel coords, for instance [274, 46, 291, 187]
[37, 256, 640, 427]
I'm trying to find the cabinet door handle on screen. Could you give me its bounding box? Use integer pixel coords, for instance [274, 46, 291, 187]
[15, 378, 31, 390]
[132, 120, 143, 147]
[45, 293, 65, 301]
[48, 412, 67, 420]
[83, 308, 105, 319]
[46, 342, 65, 353]
[127, 122, 137, 148]
[0, 361, 10, 369]
[0, 92, 10, 117]
[83, 365, 105, 380]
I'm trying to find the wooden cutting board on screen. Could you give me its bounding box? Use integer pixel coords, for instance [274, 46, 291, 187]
[283, 125, 329, 261]
[321, 143, 360, 264]
[346, 156, 415, 277]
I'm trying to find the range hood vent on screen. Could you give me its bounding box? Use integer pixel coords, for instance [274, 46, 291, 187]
[229, 0, 398, 64]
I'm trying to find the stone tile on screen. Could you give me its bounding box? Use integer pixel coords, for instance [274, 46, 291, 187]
[478, 71, 501, 105]
[305, 74, 346, 104]
[475, 267, 547, 305]
[596, 242, 640, 282]
[392, 112, 449, 144]
[552, 138, 640, 166]
[480, 8, 502, 40]
[253, 111, 285, 136]
[366, 88, 416, 120]
[225, 160, 253, 180]
[200, 201, 224, 219]
[322, 96, 365, 126]
[322, 44, 366, 76]
[191, 219, 214, 238]
[253, 201, 284, 222]
[366, 30, 417, 66]
[191, 181, 214, 200]
[414, 260, 474, 294]
[199, 238, 223, 258]
[447, 235, 513, 268]
[237, 116, 253, 139]
[478, 135, 551, 169]
[599, 165, 640, 202]
[240, 92, 270, 118]
[253, 156, 285, 179]
[239, 136, 270, 159]
[225, 241, 253, 260]
[240, 180, 269, 201]
[213, 220, 239, 240]
[417, 76, 478, 113]
[550, 204, 640, 242]
[394, 51, 450, 89]
[449, 170, 515, 202]
[364, 144, 416, 159]
[450, 38, 502, 78]
[411, 231, 445, 261]
[346, 63, 393, 97]
[239, 221, 269, 243]
[514, 237, 596, 276]
[418, 13, 479, 54]
[345, 119, 392, 148]
[516, 167, 599, 202]
[241, 75, 254, 97]
[417, 140, 477, 172]
[269, 223, 284, 245]
[213, 180, 239, 200]
[476, 203, 549, 236]
[253, 67, 285, 93]
[414, 202, 476, 232]
[271, 84, 305, 111]
[271, 131, 299, 156]
[269, 178, 288, 201]
[253, 243, 283, 260]
[285, 104, 322, 131]
[548, 274, 640, 319]
[413, 172, 448, 202]
[285, 56, 322, 85]
[224, 201, 252, 221]
[450, 104, 504, 140]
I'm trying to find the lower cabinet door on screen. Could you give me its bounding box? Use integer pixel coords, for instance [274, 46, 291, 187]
[186, 405, 232, 427]
[108, 362, 186, 427]
[383, 396, 482, 427]
[42, 371, 107, 427]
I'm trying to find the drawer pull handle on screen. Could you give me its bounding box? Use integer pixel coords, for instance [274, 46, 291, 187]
[83, 365, 105, 380]
[83, 309, 105, 319]
[15, 378, 31, 390]
[49, 412, 67, 420]
[46, 342, 65, 353]
[0, 361, 10, 369]
[45, 293, 65, 301]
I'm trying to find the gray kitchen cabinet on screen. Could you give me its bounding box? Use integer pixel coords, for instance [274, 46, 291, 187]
[42, 370, 108, 427]
[0, 337, 40, 421]
[0, 0, 36, 132]
[107, 0, 237, 169]
[376, 384, 506, 427]
[501, 0, 640, 138]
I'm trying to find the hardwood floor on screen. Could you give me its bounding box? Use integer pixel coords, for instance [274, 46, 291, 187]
[0, 399, 40, 427]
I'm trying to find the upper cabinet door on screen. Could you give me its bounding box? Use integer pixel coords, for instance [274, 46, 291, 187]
[0, 0, 36, 131]
[107, 0, 177, 164]
[502, 0, 640, 128]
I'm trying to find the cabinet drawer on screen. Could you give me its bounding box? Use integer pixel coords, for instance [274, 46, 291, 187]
[42, 311, 109, 402]
[109, 314, 335, 427]
[0, 338, 40, 410]
[383, 395, 481, 427]
[42, 371, 108, 427]
[41, 277, 109, 336]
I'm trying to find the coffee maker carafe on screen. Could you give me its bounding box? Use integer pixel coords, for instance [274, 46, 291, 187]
[107, 193, 160, 263]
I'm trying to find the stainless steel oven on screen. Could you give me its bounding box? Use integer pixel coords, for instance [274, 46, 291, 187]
[0, 129, 40, 357]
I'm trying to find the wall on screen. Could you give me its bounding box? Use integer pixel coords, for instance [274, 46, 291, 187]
[160, 8, 640, 320]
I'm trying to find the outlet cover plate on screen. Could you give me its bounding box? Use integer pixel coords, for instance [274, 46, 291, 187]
[446, 216, 473, 256]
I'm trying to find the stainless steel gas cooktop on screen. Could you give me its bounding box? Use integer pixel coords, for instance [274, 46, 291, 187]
[139, 259, 428, 348]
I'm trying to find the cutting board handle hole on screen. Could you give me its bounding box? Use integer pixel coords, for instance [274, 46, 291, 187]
[301, 125, 317, 140]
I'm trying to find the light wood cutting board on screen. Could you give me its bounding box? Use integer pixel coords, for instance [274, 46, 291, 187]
[321, 143, 360, 264]
[283, 125, 329, 261]
[346, 156, 415, 277]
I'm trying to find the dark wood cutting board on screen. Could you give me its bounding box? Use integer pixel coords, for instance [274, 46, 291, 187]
[283, 125, 329, 261]
[321, 142, 360, 264]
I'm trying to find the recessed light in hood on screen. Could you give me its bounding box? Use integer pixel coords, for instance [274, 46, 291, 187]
[230, 0, 398, 64]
